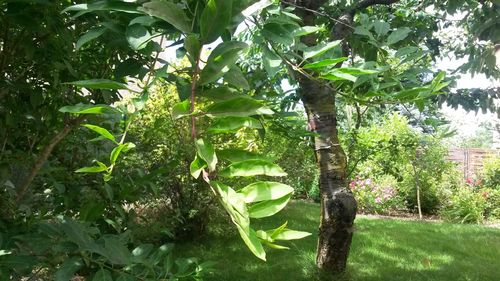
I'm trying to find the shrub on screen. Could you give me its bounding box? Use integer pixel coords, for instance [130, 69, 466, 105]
[441, 187, 486, 224]
[481, 156, 500, 189]
[350, 175, 405, 214]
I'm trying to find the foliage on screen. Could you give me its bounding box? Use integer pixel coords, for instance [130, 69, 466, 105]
[480, 155, 500, 189]
[349, 175, 405, 214]
[441, 186, 487, 224]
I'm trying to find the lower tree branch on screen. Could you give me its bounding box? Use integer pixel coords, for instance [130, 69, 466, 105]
[16, 116, 85, 203]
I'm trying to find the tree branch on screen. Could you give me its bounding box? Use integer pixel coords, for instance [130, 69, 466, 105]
[16, 116, 85, 203]
[350, 0, 400, 15]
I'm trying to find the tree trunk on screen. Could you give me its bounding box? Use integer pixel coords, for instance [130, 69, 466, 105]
[299, 78, 357, 273]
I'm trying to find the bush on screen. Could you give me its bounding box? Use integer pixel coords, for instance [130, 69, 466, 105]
[441, 186, 486, 223]
[350, 175, 405, 214]
[481, 156, 500, 189]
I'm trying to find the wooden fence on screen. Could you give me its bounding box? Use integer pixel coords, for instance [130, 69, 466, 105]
[447, 148, 499, 179]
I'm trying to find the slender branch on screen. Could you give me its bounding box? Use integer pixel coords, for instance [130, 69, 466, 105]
[190, 51, 201, 140]
[16, 116, 85, 203]
[350, 0, 400, 15]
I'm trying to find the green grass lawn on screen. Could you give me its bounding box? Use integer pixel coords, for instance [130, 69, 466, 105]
[178, 201, 500, 281]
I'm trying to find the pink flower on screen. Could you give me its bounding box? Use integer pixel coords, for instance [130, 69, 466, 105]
[466, 178, 473, 185]
[375, 197, 382, 204]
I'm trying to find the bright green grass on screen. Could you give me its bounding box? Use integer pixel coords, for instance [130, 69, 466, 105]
[178, 201, 500, 281]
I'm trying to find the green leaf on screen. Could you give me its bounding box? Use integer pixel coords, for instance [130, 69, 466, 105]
[272, 229, 311, 240]
[199, 41, 249, 85]
[75, 166, 108, 173]
[64, 79, 129, 90]
[262, 45, 282, 77]
[303, 57, 348, 69]
[172, 100, 191, 119]
[236, 226, 266, 261]
[292, 26, 323, 37]
[261, 23, 295, 45]
[92, 269, 113, 281]
[63, 1, 139, 14]
[212, 181, 264, 260]
[354, 26, 375, 40]
[83, 124, 116, 142]
[263, 241, 289, 250]
[110, 144, 125, 165]
[303, 40, 342, 59]
[207, 116, 262, 133]
[59, 104, 116, 115]
[55, 257, 84, 281]
[205, 96, 273, 117]
[102, 236, 131, 265]
[239, 181, 294, 203]
[184, 34, 201, 60]
[122, 142, 136, 152]
[219, 159, 287, 177]
[321, 70, 357, 82]
[59, 218, 104, 255]
[200, 0, 232, 44]
[373, 20, 390, 36]
[224, 67, 250, 90]
[217, 149, 270, 162]
[395, 46, 419, 58]
[126, 24, 153, 50]
[393, 87, 430, 100]
[190, 155, 207, 179]
[76, 26, 106, 50]
[431, 71, 446, 91]
[337, 67, 379, 75]
[387, 27, 411, 45]
[199, 86, 242, 101]
[140, 0, 191, 33]
[195, 138, 217, 172]
[248, 194, 291, 218]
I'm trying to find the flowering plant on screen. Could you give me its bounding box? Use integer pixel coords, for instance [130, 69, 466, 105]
[349, 175, 404, 214]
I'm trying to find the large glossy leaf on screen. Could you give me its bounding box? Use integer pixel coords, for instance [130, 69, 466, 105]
[248, 194, 291, 218]
[199, 86, 242, 101]
[140, 0, 191, 33]
[219, 159, 287, 177]
[217, 149, 270, 162]
[303, 40, 341, 59]
[55, 257, 84, 281]
[102, 236, 131, 265]
[63, 1, 140, 14]
[302, 57, 348, 69]
[75, 165, 108, 173]
[190, 155, 207, 179]
[292, 26, 323, 37]
[272, 229, 311, 240]
[212, 182, 265, 260]
[261, 23, 295, 45]
[321, 70, 357, 82]
[59, 104, 116, 114]
[262, 45, 282, 77]
[172, 100, 190, 119]
[387, 27, 411, 45]
[200, 0, 232, 44]
[236, 225, 266, 261]
[126, 23, 153, 50]
[83, 124, 116, 142]
[184, 34, 201, 60]
[195, 138, 217, 172]
[373, 20, 390, 36]
[199, 41, 248, 85]
[207, 116, 262, 133]
[224, 67, 250, 90]
[76, 26, 106, 50]
[392, 87, 430, 100]
[239, 181, 293, 203]
[92, 269, 113, 281]
[64, 79, 129, 90]
[205, 96, 273, 117]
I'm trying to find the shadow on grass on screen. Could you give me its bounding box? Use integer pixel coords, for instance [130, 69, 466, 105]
[178, 201, 500, 281]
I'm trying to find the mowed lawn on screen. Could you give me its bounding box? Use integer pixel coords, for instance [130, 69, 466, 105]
[178, 201, 500, 281]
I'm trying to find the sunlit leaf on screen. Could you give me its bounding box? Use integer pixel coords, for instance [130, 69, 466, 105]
[239, 181, 294, 203]
[140, 0, 191, 33]
[219, 160, 287, 177]
[248, 194, 291, 218]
